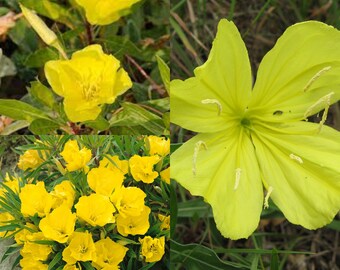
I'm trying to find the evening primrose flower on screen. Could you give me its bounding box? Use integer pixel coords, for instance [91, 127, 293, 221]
[51, 180, 76, 209]
[92, 238, 128, 269]
[117, 205, 151, 236]
[99, 155, 129, 175]
[61, 140, 91, 172]
[17, 149, 44, 171]
[139, 236, 165, 263]
[75, 0, 142, 25]
[146, 136, 170, 157]
[171, 19, 340, 239]
[45, 45, 132, 122]
[160, 167, 170, 184]
[158, 214, 170, 231]
[129, 155, 160, 183]
[116, 187, 147, 218]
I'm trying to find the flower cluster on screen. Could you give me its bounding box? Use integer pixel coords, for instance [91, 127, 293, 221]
[0, 135, 170, 269]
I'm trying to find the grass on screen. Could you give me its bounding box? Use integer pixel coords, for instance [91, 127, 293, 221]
[170, 0, 340, 269]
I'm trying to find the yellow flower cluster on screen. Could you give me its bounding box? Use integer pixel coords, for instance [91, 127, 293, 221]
[1, 136, 170, 269]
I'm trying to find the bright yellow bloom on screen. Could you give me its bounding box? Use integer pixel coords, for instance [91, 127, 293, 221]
[21, 232, 52, 261]
[75, 194, 115, 226]
[19, 182, 53, 217]
[87, 166, 124, 196]
[171, 19, 340, 239]
[160, 167, 170, 184]
[61, 140, 91, 172]
[117, 205, 150, 236]
[139, 236, 165, 263]
[17, 149, 44, 171]
[115, 187, 146, 218]
[20, 257, 48, 270]
[51, 180, 76, 209]
[45, 45, 132, 122]
[0, 212, 15, 237]
[39, 205, 76, 243]
[14, 223, 37, 245]
[158, 214, 170, 231]
[75, 0, 142, 25]
[99, 155, 129, 175]
[146, 136, 170, 157]
[62, 231, 96, 264]
[92, 238, 128, 269]
[129, 155, 159, 183]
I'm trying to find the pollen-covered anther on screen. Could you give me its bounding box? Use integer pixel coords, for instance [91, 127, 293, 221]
[303, 66, 331, 92]
[264, 186, 273, 209]
[201, 99, 223, 116]
[234, 168, 242, 190]
[303, 92, 334, 124]
[289, 153, 303, 164]
[192, 140, 208, 176]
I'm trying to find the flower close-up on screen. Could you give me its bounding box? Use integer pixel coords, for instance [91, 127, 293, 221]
[129, 155, 160, 183]
[139, 236, 165, 263]
[171, 19, 340, 240]
[45, 44, 132, 122]
[17, 149, 44, 171]
[60, 140, 92, 172]
[75, 0, 142, 25]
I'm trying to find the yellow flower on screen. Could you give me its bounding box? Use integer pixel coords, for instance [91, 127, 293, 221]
[146, 136, 170, 157]
[51, 180, 76, 209]
[62, 265, 79, 270]
[139, 236, 165, 263]
[99, 155, 129, 175]
[39, 205, 76, 243]
[158, 214, 170, 231]
[17, 149, 44, 171]
[129, 155, 159, 184]
[117, 205, 150, 236]
[14, 223, 37, 245]
[20, 257, 48, 270]
[171, 19, 340, 239]
[75, 194, 115, 226]
[45, 45, 132, 122]
[0, 174, 20, 198]
[87, 167, 124, 196]
[19, 182, 53, 217]
[75, 0, 142, 25]
[62, 231, 96, 264]
[21, 232, 52, 261]
[61, 140, 91, 172]
[114, 187, 146, 218]
[0, 212, 15, 237]
[160, 167, 170, 185]
[92, 238, 128, 269]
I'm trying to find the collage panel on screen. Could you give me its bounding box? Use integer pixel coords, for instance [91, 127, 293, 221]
[170, 0, 340, 270]
[0, 135, 170, 269]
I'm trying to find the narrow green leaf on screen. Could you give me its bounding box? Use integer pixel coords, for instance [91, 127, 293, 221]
[156, 55, 170, 94]
[48, 251, 62, 270]
[0, 99, 50, 123]
[270, 249, 279, 270]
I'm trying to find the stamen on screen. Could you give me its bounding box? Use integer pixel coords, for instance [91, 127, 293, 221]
[289, 153, 303, 164]
[201, 99, 223, 115]
[304, 92, 334, 120]
[234, 168, 242, 190]
[303, 66, 331, 92]
[192, 141, 207, 176]
[264, 186, 273, 209]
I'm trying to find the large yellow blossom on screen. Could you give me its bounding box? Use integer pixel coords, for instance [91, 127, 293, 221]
[92, 238, 128, 269]
[21, 232, 52, 261]
[60, 140, 91, 172]
[75, 194, 115, 226]
[117, 205, 150, 236]
[39, 205, 76, 243]
[62, 231, 96, 264]
[139, 236, 165, 263]
[20, 257, 48, 270]
[171, 19, 340, 239]
[17, 149, 44, 171]
[129, 155, 159, 183]
[75, 0, 142, 25]
[115, 187, 146, 218]
[51, 180, 76, 209]
[19, 182, 53, 217]
[146, 136, 170, 157]
[45, 45, 132, 122]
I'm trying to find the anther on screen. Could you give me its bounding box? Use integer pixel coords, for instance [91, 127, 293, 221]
[303, 66, 331, 92]
[201, 99, 223, 115]
[192, 141, 208, 176]
[234, 168, 242, 190]
[264, 186, 273, 209]
[289, 153, 303, 164]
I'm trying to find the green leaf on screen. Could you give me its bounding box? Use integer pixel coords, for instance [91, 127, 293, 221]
[109, 102, 165, 135]
[177, 198, 212, 218]
[170, 240, 246, 270]
[270, 249, 279, 270]
[170, 185, 178, 238]
[29, 118, 59, 134]
[0, 49, 16, 80]
[84, 117, 110, 131]
[0, 120, 29, 135]
[0, 99, 50, 123]
[27, 81, 56, 109]
[156, 55, 170, 94]
[25, 47, 59, 68]
[48, 251, 62, 270]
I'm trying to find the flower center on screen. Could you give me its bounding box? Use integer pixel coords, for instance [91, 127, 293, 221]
[82, 82, 99, 101]
[240, 118, 251, 128]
